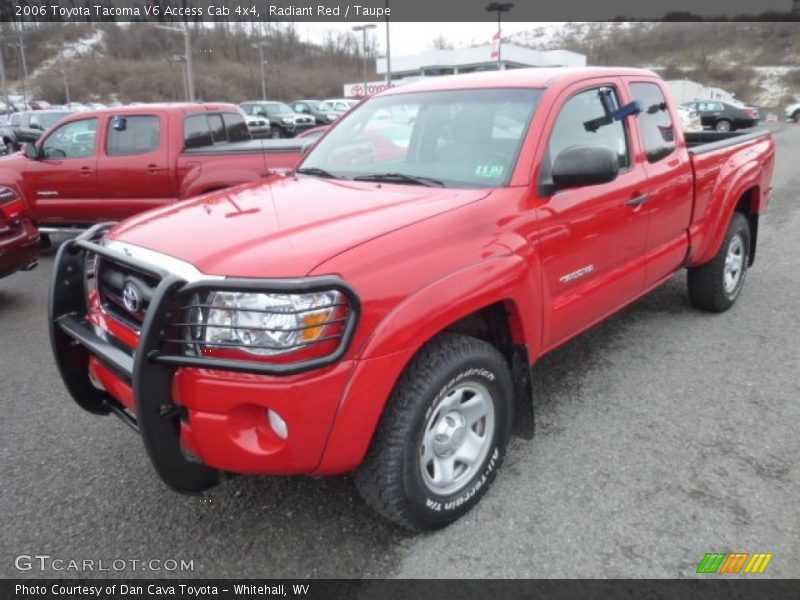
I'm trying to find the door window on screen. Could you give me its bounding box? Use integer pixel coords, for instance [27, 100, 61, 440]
[548, 86, 630, 171]
[630, 82, 675, 163]
[106, 115, 161, 156]
[42, 118, 98, 159]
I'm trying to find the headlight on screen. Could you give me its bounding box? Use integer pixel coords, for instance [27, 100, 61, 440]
[189, 290, 341, 356]
[281, 117, 294, 124]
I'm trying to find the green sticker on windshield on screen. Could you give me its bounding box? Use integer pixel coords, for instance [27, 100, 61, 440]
[475, 164, 504, 178]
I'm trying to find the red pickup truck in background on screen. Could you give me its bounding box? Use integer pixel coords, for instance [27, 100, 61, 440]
[49, 68, 774, 531]
[0, 103, 306, 237]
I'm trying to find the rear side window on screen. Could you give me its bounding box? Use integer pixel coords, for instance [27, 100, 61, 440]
[184, 112, 251, 149]
[630, 82, 676, 163]
[548, 86, 630, 170]
[223, 112, 250, 142]
[106, 115, 161, 156]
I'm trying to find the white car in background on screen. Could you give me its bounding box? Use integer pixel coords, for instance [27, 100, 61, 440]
[324, 98, 359, 114]
[676, 105, 702, 132]
[785, 102, 800, 123]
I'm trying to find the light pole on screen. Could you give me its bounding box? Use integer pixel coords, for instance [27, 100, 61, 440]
[12, 24, 30, 106]
[61, 58, 71, 108]
[352, 24, 376, 98]
[485, 2, 513, 70]
[156, 23, 195, 102]
[171, 54, 189, 101]
[251, 42, 268, 100]
[384, 0, 391, 86]
[0, 43, 9, 114]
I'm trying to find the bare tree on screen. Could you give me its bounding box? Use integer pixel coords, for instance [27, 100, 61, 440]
[430, 35, 454, 50]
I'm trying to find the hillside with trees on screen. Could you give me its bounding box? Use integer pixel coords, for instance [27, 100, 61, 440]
[0, 22, 377, 104]
[510, 22, 800, 107]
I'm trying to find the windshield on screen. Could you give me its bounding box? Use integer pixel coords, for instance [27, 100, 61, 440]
[40, 112, 71, 129]
[300, 88, 543, 188]
[310, 101, 334, 112]
[265, 103, 294, 116]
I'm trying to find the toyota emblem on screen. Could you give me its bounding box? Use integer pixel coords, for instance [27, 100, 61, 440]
[122, 282, 142, 313]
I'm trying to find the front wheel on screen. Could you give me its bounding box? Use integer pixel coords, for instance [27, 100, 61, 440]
[688, 212, 750, 312]
[355, 332, 513, 531]
[793, 111, 800, 124]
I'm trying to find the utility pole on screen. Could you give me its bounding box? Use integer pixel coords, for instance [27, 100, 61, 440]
[352, 24, 376, 98]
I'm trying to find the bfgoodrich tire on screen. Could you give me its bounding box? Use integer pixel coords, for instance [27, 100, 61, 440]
[355, 332, 514, 531]
[688, 212, 750, 312]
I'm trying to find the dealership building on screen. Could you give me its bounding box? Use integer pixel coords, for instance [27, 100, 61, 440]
[344, 43, 586, 97]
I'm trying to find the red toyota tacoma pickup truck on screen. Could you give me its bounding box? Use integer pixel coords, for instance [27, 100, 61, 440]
[0, 103, 305, 236]
[49, 68, 775, 530]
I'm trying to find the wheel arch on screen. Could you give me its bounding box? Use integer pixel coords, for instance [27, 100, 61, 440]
[317, 257, 541, 474]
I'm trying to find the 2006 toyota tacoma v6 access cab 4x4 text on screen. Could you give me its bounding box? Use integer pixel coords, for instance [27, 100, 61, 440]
[50, 68, 775, 531]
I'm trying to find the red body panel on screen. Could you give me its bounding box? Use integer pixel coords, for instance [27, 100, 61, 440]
[0, 103, 303, 226]
[73, 68, 775, 476]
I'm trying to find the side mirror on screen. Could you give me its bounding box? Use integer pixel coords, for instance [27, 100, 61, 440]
[23, 143, 39, 159]
[552, 145, 619, 191]
[30, 122, 42, 131]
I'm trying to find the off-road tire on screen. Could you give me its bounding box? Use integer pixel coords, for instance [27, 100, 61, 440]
[355, 332, 514, 531]
[688, 212, 750, 312]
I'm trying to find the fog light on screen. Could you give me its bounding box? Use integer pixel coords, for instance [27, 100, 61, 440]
[267, 409, 288, 440]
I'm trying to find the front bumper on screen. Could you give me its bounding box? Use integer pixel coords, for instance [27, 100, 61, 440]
[49, 224, 360, 493]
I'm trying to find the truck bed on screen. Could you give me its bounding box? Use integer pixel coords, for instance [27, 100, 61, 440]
[684, 128, 771, 154]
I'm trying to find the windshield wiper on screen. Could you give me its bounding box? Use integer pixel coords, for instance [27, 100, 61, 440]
[294, 167, 341, 180]
[352, 172, 445, 187]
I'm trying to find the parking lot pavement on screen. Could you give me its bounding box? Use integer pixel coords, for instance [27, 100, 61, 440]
[1, 123, 798, 580]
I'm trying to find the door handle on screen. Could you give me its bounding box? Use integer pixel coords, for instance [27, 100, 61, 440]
[627, 194, 649, 207]
[79, 166, 93, 176]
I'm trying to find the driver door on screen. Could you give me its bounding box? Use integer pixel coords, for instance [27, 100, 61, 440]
[23, 117, 101, 224]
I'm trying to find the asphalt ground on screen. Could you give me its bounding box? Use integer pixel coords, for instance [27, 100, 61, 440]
[1, 123, 798, 579]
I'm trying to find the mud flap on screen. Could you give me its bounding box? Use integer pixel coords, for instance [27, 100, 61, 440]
[133, 276, 220, 494]
[511, 346, 534, 440]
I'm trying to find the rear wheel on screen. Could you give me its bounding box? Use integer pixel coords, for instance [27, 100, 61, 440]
[715, 119, 732, 132]
[688, 212, 750, 312]
[792, 110, 800, 124]
[355, 332, 513, 531]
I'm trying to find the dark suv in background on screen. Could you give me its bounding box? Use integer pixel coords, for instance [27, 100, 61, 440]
[682, 100, 759, 132]
[291, 100, 339, 125]
[1, 110, 73, 152]
[239, 101, 315, 138]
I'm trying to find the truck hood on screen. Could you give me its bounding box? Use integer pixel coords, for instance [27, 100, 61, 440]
[109, 176, 490, 278]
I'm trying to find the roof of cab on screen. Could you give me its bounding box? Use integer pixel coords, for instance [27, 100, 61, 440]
[63, 102, 241, 118]
[380, 67, 660, 96]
